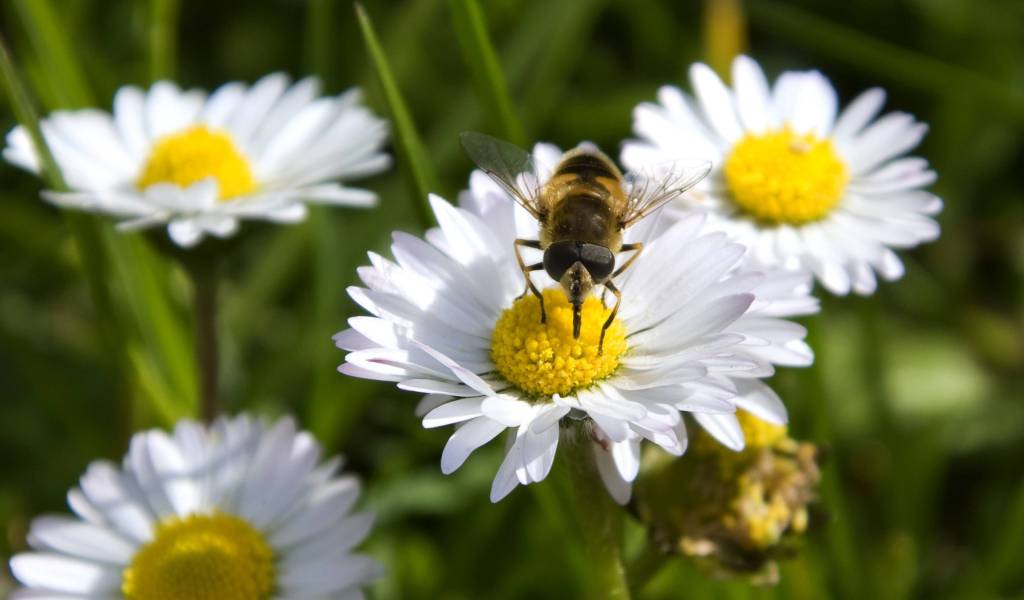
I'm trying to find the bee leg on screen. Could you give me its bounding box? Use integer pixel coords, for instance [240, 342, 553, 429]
[599, 280, 622, 355]
[594, 243, 642, 351]
[521, 262, 547, 321]
[514, 239, 547, 323]
[612, 242, 644, 279]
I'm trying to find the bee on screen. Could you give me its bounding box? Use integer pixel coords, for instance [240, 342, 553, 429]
[460, 132, 710, 353]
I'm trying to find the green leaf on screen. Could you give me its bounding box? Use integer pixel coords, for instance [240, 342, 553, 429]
[447, 0, 524, 144]
[354, 2, 438, 229]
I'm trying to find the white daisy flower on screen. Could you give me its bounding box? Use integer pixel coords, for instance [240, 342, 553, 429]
[4, 73, 391, 248]
[9, 414, 380, 600]
[622, 55, 942, 295]
[335, 143, 817, 504]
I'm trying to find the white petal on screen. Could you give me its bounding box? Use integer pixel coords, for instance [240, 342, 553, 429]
[731, 380, 788, 424]
[731, 55, 774, 132]
[694, 412, 745, 451]
[422, 398, 485, 428]
[441, 417, 507, 474]
[27, 517, 134, 565]
[832, 87, 886, 142]
[10, 553, 122, 593]
[490, 434, 522, 502]
[593, 443, 632, 505]
[167, 218, 203, 247]
[611, 437, 641, 482]
[481, 396, 533, 427]
[690, 63, 743, 143]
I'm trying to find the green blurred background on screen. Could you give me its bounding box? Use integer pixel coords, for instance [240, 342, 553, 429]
[1, 0, 1023, 598]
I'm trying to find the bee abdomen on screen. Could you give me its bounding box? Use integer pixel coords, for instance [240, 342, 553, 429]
[554, 153, 618, 181]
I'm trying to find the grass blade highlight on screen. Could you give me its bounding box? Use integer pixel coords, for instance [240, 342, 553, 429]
[355, 2, 438, 229]
[448, 0, 524, 145]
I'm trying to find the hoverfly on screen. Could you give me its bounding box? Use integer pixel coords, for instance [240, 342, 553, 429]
[460, 132, 711, 353]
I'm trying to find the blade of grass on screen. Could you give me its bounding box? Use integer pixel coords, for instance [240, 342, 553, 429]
[355, 2, 438, 229]
[0, 36, 66, 190]
[148, 0, 180, 81]
[423, 0, 605, 173]
[748, 1, 1024, 124]
[120, 239, 197, 410]
[447, 0, 524, 144]
[12, 0, 94, 107]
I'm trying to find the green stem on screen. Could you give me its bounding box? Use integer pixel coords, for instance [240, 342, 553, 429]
[306, 0, 337, 88]
[563, 428, 631, 600]
[702, 0, 747, 81]
[148, 0, 180, 82]
[187, 259, 221, 423]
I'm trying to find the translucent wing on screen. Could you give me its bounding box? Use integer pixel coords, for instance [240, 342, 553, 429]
[619, 159, 712, 228]
[460, 131, 547, 219]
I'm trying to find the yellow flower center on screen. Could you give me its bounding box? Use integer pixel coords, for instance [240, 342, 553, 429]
[122, 512, 275, 600]
[723, 127, 848, 225]
[491, 288, 627, 397]
[137, 126, 257, 200]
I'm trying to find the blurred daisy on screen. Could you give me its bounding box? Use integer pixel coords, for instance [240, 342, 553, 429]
[622, 55, 942, 295]
[336, 143, 816, 503]
[9, 414, 380, 599]
[4, 73, 390, 247]
[636, 410, 820, 584]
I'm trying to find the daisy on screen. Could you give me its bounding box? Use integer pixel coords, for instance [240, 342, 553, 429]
[9, 414, 380, 599]
[335, 143, 817, 504]
[621, 55, 942, 295]
[4, 73, 390, 247]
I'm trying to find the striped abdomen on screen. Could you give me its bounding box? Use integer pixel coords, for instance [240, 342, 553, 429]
[541, 149, 625, 248]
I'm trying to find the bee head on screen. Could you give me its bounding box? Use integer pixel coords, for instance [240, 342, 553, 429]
[559, 261, 593, 338]
[544, 241, 615, 284]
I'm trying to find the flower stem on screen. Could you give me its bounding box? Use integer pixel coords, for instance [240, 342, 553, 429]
[187, 259, 220, 423]
[563, 428, 631, 600]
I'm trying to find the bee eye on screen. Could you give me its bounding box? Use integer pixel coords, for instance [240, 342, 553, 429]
[579, 243, 615, 281]
[543, 241, 580, 281]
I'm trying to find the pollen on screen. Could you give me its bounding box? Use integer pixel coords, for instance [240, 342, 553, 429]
[491, 288, 627, 398]
[723, 127, 848, 225]
[122, 512, 275, 600]
[137, 126, 257, 200]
